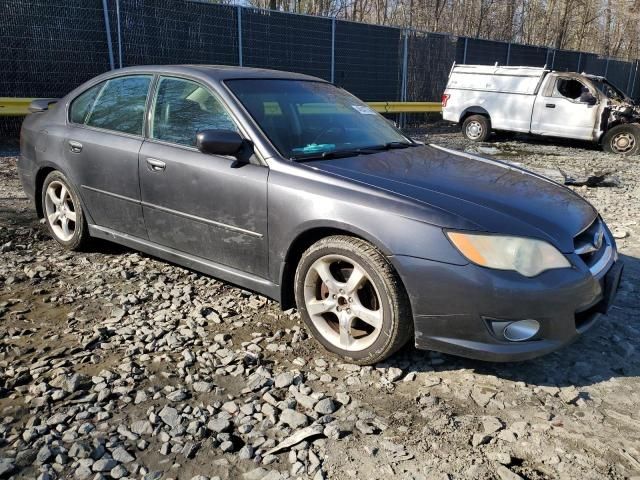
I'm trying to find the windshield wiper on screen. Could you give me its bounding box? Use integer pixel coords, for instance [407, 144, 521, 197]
[362, 141, 418, 151]
[294, 148, 376, 162]
[293, 141, 418, 161]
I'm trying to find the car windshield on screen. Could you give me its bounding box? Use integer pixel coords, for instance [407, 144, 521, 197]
[225, 79, 412, 160]
[591, 78, 626, 102]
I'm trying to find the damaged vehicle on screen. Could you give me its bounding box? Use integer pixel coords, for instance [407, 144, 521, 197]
[19, 65, 623, 365]
[442, 64, 640, 155]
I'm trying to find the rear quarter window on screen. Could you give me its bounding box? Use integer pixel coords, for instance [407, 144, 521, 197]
[69, 75, 152, 136]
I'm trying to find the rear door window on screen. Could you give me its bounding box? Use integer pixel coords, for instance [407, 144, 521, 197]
[150, 76, 238, 147]
[70, 75, 152, 135]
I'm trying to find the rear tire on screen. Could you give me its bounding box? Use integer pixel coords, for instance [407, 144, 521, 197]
[602, 124, 640, 155]
[294, 236, 413, 365]
[462, 114, 491, 142]
[41, 171, 89, 250]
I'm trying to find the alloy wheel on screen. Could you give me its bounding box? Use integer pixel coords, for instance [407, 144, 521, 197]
[44, 180, 77, 242]
[303, 254, 383, 352]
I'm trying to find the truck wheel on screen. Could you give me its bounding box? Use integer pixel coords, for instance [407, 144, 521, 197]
[462, 115, 491, 142]
[294, 235, 413, 365]
[602, 124, 640, 155]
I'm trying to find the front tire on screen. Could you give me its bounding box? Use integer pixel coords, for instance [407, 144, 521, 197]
[602, 124, 640, 155]
[294, 236, 413, 365]
[462, 114, 491, 142]
[41, 171, 88, 250]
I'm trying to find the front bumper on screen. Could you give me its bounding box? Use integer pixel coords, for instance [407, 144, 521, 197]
[392, 250, 623, 362]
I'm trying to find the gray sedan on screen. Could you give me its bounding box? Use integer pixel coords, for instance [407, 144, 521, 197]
[18, 65, 623, 364]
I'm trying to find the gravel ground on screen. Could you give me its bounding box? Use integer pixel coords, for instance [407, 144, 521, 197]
[1, 128, 639, 480]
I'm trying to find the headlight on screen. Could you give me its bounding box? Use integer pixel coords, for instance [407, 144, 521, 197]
[446, 232, 571, 277]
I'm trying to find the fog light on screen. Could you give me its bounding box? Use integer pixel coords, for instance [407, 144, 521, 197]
[503, 319, 540, 342]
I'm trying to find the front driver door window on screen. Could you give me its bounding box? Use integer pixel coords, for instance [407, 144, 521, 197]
[531, 76, 599, 140]
[139, 76, 269, 277]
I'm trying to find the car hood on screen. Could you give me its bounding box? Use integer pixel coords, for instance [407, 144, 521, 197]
[308, 144, 597, 252]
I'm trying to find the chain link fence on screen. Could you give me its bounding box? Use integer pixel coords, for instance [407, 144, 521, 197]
[2, 0, 640, 137]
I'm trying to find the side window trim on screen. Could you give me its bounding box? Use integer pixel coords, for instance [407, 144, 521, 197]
[147, 75, 240, 148]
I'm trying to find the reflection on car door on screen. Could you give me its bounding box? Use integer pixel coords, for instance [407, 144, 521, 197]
[65, 74, 152, 237]
[530, 76, 599, 140]
[138, 76, 269, 277]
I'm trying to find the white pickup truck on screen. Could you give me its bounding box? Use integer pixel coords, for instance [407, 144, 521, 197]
[442, 64, 640, 155]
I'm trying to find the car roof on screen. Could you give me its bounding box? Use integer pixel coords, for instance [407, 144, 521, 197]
[106, 64, 325, 83]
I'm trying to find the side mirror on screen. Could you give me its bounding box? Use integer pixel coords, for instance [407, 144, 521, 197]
[196, 129, 253, 162]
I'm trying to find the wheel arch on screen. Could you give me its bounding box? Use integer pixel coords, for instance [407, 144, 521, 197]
[278, 224, 396, 310]
[460, 106, 491, 123]
[34, 165, 57, 218]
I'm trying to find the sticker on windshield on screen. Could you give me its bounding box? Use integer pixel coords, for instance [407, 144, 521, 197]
[352, 105, 376, 115]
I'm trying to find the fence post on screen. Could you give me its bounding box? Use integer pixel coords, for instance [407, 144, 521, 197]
[331, 18, 336, 83]
[577, 52, 582, 72]
[463, 37, 468, 64]
[237, 6, 243, 67]
[399, 29, 409, 128]
[604, 57, 609, 77]
[551, 49, 556, 70]
[116, 0, 122, 68]
[101, 0, 115, 70]
[630, 61, 639, 99]
[506, 42, 511, 66]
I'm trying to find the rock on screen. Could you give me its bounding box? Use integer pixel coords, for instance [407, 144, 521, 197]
[487, 452, 512, 465]
[36, 445, 53, 464]
[69, 442, 92, 459]
[131, 420, 153, 435]
[559, 386, 580, 404]
[219, 440, 235, 453]
[0, 459, 15, 477]
[110, 465, 128, 479]
[387, 367, 404, 382]
[280, 409, 309, 428]
[482, 417, 504, 434]
[471, 433, 491, 447]
[275, 372, 295, 389]
[472, 386, 497, 407]
[222, 401, 239, 414]
[193, 381, 214, 393]
[208, 418, 232, 433]
[266, 425, 324, 455]
[355, 420, 379, 435]
[92, 458, 118, 472]
[238, 444, 255, 460]
[159, 405, 181, 428]
[496, 465, 524, 480]
[314, 398, 338, 415]
[243, 468, 269, 480]
[110, 447, 135, 463]
[167, 389, 188, 402]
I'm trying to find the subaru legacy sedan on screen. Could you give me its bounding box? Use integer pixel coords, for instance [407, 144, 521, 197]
[19, 65, 623, 364]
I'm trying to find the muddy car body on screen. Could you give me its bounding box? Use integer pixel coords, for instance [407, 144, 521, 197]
[442, 64, 640, 155]
[19, 65, 623, 364]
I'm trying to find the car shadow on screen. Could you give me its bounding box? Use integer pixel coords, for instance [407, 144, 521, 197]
[387, 252, 640, 389]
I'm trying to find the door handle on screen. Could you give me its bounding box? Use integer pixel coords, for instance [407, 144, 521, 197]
[545, 103, 556, 108]
[146, 158, 166, 172]
[68, 140, 83, 153]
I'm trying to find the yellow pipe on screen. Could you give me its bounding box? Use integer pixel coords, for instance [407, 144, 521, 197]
[0, 98, 442, 117]
[0, 98, 37, 116]
[368, 102, 442, 113]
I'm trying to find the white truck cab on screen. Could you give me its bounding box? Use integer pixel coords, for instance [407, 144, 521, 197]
[442, 64, 640, 155]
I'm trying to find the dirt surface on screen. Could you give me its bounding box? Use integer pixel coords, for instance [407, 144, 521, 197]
[1, 129, 639, 480]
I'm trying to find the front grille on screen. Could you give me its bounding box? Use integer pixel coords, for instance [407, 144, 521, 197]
[574, 218, 607, 272]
